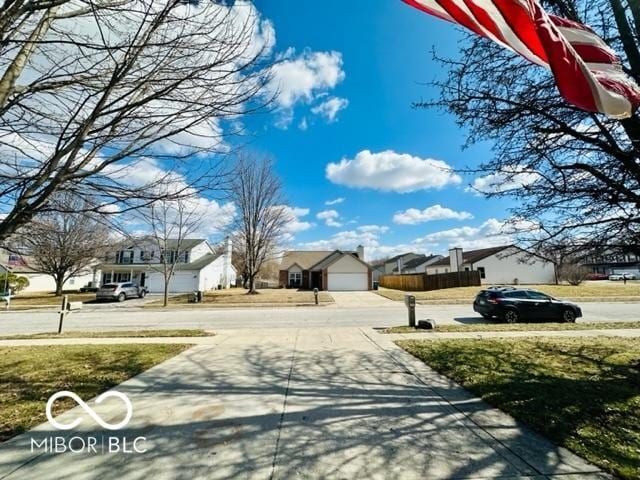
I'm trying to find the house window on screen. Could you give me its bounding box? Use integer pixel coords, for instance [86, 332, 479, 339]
[464, 267, 470, 272]
[477, 267, 486, 279]
[289, 272, 302, 287]
[117, 250, 134, 264]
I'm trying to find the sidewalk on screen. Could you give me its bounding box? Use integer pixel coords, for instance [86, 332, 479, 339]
[0, 327, 608, 479]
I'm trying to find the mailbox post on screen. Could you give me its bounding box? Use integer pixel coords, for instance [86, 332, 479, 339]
[313, 288, 319, 305]
[404, 294, 416, 328]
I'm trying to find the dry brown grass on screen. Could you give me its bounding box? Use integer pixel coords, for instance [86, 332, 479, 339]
[375, 282, 640, 304]
[146, 288, 334, 307]
[5, 292, 96, 308]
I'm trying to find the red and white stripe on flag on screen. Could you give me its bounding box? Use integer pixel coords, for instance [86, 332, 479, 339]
[403, 0, 640, 119]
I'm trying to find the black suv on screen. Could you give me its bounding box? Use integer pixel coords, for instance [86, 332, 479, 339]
[473, 287, 582, 323]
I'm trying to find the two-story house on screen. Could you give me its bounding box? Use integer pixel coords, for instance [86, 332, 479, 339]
[99, 238, 236, 293]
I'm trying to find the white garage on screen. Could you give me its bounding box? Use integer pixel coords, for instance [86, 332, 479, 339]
[326, 254, 370, 291]
[147, 271, 199, 293]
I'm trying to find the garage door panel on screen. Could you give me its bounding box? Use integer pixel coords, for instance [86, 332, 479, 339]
[327, 273, 368, 291]
[148, 272, 197, 293]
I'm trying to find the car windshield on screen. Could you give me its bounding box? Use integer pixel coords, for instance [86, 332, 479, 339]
[102, 284, 117, 288]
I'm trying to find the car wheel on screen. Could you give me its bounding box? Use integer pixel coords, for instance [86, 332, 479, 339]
[503, 309, 520, 324]
[139, 290, 146, 299]
[117, 293, 126, 302]
[481, 313, 491, 320]
[562, 308, 576, 323]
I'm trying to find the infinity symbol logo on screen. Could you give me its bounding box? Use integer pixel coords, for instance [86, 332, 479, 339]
[46, 391, 133, 431]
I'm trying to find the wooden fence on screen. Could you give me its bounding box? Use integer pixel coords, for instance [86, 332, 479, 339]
[379, 271, 481, 292]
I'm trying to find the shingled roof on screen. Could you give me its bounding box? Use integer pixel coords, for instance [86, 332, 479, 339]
[280, 251, 337, 270]
[429, 246, 512, 267]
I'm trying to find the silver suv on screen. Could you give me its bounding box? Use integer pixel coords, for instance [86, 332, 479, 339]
[96, 282, 148, 302]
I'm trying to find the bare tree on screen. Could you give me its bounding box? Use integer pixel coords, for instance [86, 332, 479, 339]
[418, 0, 640, 256]
[0, 0, 271, 241]
[18, 197, 111, 295]
[558, 263, 591, 286]
[142, 197, 202, 307]
[231, 155, 288, 294]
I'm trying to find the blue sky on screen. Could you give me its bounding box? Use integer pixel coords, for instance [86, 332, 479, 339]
[235, 0, 518, 260]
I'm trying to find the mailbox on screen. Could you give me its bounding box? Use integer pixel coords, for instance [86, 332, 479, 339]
[404, 294, 416, 308]
[67, 301, 83, 312]
[404, 294, 416, 328]
[313, 288, 319, 305]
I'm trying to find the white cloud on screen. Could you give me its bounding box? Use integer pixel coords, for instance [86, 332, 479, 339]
[357, 225, 389, 234]
[311, 96, 349, 122]
[326, 150, 461, 193]
[393, 204, 473, 225]
[412, 218, 516, 251]
[300, 225, 415, 261]
[325, 197, 345, 206]
[298, 117, 308, 131]
[281, 206, 314, 234]
[268, 49, 345, 109]
[468, 166, 539, 195]
[316, 209, 342, 228]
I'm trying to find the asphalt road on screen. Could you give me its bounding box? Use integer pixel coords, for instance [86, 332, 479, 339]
[0, 302, 637, 335]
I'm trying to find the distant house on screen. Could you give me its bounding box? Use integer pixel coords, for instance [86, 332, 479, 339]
[279, 246, 372, 291]
[425, 246, 556, 285]
[581, 250, 640, 276]
[99, 238, 236, 293]
[391, 254, 443, 274]
[0, 249, 97, 293]
[382, 253, 424, 274]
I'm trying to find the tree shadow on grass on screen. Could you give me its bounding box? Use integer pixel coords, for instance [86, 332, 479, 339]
[0, 340, 616, 479]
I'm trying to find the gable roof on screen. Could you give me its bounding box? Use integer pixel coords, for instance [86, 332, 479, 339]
[393, 254, 440, 271]
[280, 250, 368, 271]
[429, 246, 512, 267]
[385, 252, 416, 264]
[173, 252, 221, 271]
[280, 251, 336, 270]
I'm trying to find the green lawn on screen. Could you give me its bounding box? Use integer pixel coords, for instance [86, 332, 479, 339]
[398, 337, 640, 480]
[0, 344, 190, 442]
[376, 283, 640, 304]
[382, 321, 640, 334]
[0, 329, 213, 340]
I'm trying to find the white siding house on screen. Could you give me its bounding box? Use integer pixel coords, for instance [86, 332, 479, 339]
[0, 249, 99, 293]
[99, 238, 236, 294]
[426, 246, 556, 285]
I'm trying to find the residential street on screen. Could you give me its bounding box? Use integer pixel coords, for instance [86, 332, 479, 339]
[0, 327, 605, 479]
[0, 301, 637, 335]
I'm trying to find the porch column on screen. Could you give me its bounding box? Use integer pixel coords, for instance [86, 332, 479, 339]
[110, 270, 114, 282]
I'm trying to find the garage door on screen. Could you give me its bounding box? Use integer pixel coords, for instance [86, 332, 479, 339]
[327, 273, 368, 291]
[147, 272, 198, 293]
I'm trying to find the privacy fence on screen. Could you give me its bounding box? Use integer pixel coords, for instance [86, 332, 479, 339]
[379, 271, 481, 291]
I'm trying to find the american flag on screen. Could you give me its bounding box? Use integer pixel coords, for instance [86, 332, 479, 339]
[403, 0, 640, 119]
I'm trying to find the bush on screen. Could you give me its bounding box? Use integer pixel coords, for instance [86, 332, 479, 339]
[558, 263, 590, 286]
[0, 273, 30, 293]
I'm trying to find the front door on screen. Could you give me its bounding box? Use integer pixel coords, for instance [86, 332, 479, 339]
[140, 272, 146, 287]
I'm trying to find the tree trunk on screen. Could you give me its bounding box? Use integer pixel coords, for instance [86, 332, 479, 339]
[54, 276, 64, 296]
[163, 279, 169, 307]
[248, 274, 256, 294]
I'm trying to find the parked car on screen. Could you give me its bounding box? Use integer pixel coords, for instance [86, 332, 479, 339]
[586, 273, 609, 281]
[79, 281, 99, 293]
[608, 272, 637, 281]
[473, 287, 582, 323]
[96, 282, 148, 302]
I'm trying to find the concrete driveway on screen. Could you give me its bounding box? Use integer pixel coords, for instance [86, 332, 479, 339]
[329, 291, 398, 308]
[0, 327, 604, 479]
